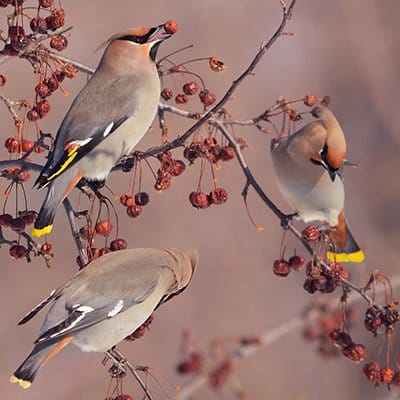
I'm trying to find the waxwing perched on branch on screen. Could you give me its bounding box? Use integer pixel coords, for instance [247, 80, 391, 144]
[271, 107, 365, 263]
[10, 247, 198, 388]
[32, 24, 174, 237]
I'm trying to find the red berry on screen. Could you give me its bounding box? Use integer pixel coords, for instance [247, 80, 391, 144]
[288, 255, 305, 271]
[11, 33, 30, 52]
[98, 247, 110, 257]
[50, 35, 68, 51]
[219, 146, 235, 161]
[9, 244, 27, 259]
[363, 362, 382, 384]
[341, 342, 367, 362]
[273, 259, 290, 277]
[302, 225, 320, 241]
[110, 238, 127, 251]
[183, 81, 200, 95]
[0, 74, 6, 86]
[1, 44, 19, 56]
[46, 12, 65, 31]
[10, 217, 26, 233]
[127, 204, 142, 218]
[328, 329, 352, 349]
[43, 77, 59, 92]
[39, 0, 53, 7]
[17, 169, 30, 182]
[161, 88, 173, 100]
[177, 352, 203, 374]
[189, 191, 209, 209]
[134, 192, 149, 206]
[114, 396, 134, 400]
[175, 93, 188, 104]
[303, 278, 317, 294]
[41, 242, 52, 254]
[21, 212, 35, 225]
[208, 188, 228, 205]
[21, 139, 34, 153]
[35, 100, 50, 117]
[306, 261, 321, 278]
[30, 16, 48, 33]
[5, 137, 19, 153]
[164, 20, 178, 34]
[303, 94, 318, 106]
[27, 108, 40, 122]
[0, 213, 13, 227]
[95, 220, 113, 236]
[171, 159, 185, 176]
[381, 367, 395, 385]
[199, 89, 216, 106]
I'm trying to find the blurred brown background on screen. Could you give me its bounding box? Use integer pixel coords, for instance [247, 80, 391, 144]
[1, 1, 400, 399]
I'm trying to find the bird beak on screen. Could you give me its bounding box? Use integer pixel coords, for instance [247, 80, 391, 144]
[147, 25, 172, 43]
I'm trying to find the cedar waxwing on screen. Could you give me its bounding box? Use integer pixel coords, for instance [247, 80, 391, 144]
[270, 107, 365, 263]
[10, 247, 198, 388]
[32, 24, 173, 237]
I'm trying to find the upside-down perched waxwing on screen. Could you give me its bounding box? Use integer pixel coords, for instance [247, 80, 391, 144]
[270, 107, 365, 263]
[32, 24, 174, 237]
[10, 247, 198, 388]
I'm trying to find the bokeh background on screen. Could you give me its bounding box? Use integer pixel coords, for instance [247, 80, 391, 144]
[1, 1, 400, 399]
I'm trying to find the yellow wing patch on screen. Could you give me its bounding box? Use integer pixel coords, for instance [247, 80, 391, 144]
[327, 250, 365, 263]
[47, 145, 80, 182]
[10, 375, 32, 389]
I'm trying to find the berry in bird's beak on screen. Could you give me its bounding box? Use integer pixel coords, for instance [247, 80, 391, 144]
[148, 21, 178, 43]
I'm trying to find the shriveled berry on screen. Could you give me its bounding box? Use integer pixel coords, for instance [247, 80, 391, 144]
[41, 242, 52, 254]
[381, 308, 400, 327]
[189, 191, 209, 209]
[35, 82, 50, 98]
[110, 238, 127, 251]
[164, 20, 178, 34]
[171, 159, 185, 176]
[11, 33, 30, 52]
[273, 259, 290, 277]
[134, 192, 149, 206]
[1, 44, 19, 56]
[329, 262, 349, 280]
[95, 220, 113, 236]
[288, 255, 305, 271]
[27, 108, 40, 122]
[30, 16, 47, 33]
[9, 244, 27, 259]
[209, 57, 225, 72]
[363, 362, 382, 384]
[17, 169, 30, 182]
[208, 188, 228, 205]
[98, 247, 110, 257]
[161, 88, 173, 100]
[35, 100, 50, 117]
[306, 261, 321, 278]
[43, 77, 59, 92]
[328, 329, 352, 349]
[303, 278, 317, 294]
[114, 395, 134, 400]
[46, 13, 65, 31]
[5, 137, 19, 153]
[303, 94, 318, 106]
[199, 89, 216, 106]
[219, 146, 235, 161]
[364, 306, 382, 334]
[183, 81, 200, 95]
[313, 275, 327, 291]
[52, 70, 65, 83]
[21, 139, 35, 153]
[39, 0, 53, 7]
[10, 217, 26, 233]
[342, 342, 367, 362]
[0, 213, 13, 227]
[127, 204, 142, 218]
[381, 367, 395, 385]
[0, 74, 6, 86]
[21, 211, 35, 225]
[302, 225, 320, 241]
[175, 93, 188, 104]
[50, 35, 68, 51]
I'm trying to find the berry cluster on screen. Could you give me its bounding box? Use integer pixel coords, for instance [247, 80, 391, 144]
[155, 151, 186, 191]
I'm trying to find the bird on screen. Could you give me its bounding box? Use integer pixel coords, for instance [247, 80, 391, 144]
[10, 247, 198, 388]
[32, 24, 173, 237]
[270, 106, 364, 263]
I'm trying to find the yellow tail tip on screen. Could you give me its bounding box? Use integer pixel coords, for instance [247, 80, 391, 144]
[327, 250, 365, 263]
[32, 224, 53, 237]
[10, 375, 31, 389]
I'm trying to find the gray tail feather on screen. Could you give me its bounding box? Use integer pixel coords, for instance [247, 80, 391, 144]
[13, 342, 57, 384]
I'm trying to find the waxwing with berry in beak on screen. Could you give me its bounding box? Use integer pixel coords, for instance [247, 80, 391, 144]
[32, 23, 176, 237]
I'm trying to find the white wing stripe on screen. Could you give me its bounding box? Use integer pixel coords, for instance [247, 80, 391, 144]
[107, 300, 124, 317]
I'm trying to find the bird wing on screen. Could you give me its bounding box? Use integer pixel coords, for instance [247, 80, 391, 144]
[35, 74, 139, 188]
[35, 279, 158, 344]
